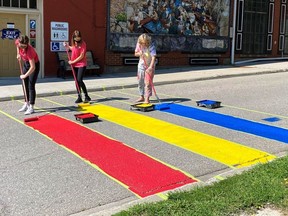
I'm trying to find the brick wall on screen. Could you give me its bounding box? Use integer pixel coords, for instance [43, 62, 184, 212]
[105, 50, 229, 73]
[158, 52, 189, 66]
[106, 51, 190, 66]
[105, 51, 123, 66]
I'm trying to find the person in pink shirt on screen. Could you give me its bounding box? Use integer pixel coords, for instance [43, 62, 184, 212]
[15, 35, 40, 115]
[64, 30, 91, 103]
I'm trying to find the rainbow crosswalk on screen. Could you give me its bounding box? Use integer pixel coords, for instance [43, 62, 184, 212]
[22, 101, 279, 198]
[79, 103, 275, 168]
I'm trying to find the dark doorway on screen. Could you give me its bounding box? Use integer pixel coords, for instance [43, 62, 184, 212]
[242, 0, 268, 54]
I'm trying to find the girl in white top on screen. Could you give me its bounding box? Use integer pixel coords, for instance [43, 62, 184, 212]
[134, 33, 157, 104]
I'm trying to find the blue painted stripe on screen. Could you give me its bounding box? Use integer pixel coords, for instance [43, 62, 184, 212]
[156, 103, 288, 144]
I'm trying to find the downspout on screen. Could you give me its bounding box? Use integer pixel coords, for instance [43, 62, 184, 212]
[231, 0, 237, 65]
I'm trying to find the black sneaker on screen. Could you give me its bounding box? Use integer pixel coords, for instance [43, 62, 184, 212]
[75, 97, 83, 103]
[84, 95, 91, 103]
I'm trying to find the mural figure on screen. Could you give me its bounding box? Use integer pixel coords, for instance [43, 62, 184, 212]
[110, 0, 230, 37]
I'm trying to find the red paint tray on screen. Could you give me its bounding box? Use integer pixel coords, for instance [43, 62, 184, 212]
[74, 113, 99, 123]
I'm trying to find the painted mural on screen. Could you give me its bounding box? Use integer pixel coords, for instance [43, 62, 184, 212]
[109, 0, 230, 52]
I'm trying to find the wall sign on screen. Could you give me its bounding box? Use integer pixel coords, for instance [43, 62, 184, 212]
[50, 41, 67, 52]
[30, 20, 36, 29]
[51, 22, 69, 41]
[30, 19, 37, 48]
[0, 28, 21, 40]
[7, 23, 15, 29]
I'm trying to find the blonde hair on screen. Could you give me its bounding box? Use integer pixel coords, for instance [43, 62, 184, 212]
[137, 33, 151, 47]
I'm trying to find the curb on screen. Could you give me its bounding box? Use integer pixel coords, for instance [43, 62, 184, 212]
[2, 69, 287, 102]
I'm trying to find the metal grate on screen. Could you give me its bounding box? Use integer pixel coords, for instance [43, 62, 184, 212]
[189, 58, 219, 65]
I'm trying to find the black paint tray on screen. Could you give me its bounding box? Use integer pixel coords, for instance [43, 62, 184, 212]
[196, 100, 221, 109]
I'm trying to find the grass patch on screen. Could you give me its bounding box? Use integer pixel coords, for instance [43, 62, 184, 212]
[114, 156, 288, 216]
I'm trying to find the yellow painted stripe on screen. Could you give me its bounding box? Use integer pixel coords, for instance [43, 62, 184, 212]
[80, 104, 276, 168]
[215, 176, 226, 181]
[157, 193, 169, 200]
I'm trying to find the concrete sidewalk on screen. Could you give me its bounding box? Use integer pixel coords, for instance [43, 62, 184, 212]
[1, 61, 288, 102]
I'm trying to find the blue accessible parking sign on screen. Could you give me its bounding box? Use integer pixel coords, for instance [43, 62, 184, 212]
[50, 41, 67, 52]
[51, 42, 60, 51]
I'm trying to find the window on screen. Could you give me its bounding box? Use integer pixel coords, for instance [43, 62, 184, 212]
[20, 0, 27, 8]
[12, 0, 19, 7]
[242, 0, 269, 54]
[29, 0, 36, 8]
[3, 0, 10, 7]
[0, 0, 37, 9]
[283, 1, 288, 53]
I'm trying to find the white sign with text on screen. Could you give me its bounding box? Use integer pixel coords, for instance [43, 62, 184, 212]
[51, 22, 69, 41]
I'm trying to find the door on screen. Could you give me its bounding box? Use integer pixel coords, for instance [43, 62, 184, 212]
[0, 13, 26, 77]
[242, 0, 269, 54]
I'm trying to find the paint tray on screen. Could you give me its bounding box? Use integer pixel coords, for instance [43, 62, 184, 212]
[74, 113, 99, 123]
[130, 103, 155, 112]
[196, 100, 221, 109]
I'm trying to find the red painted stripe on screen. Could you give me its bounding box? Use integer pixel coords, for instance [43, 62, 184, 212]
[25, 114, 196, 197]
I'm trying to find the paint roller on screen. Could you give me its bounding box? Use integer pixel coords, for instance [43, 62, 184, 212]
[24, 116, 39, 123]
[24, 112, 52, 123]
[77, 102, 92, 109]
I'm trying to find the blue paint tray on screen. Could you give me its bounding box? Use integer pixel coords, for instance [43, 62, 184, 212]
[196, 100, 221, 109]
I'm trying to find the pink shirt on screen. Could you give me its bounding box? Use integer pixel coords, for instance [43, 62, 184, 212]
[71, 41, 87, 67]
[15, 39, 39, 63]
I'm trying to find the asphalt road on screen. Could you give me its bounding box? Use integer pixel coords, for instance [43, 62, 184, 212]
[0, 72, 288, 216]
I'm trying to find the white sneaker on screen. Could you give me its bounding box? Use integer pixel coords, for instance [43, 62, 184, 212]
[18, 103, 28, 112]
[24, 105, 34, 115]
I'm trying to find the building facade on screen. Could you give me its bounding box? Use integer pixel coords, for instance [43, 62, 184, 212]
[0, 0, 287, 78]
[0, 0, 106, 77]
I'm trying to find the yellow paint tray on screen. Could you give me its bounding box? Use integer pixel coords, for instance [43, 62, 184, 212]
[130, 103, 155, 112]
